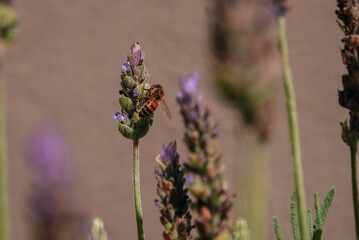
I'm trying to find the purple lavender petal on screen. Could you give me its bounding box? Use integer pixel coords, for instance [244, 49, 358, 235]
[121, 61, 131, 72]
[133, 91, 140, 98]
[180, 72, 199, 94]
[119, 112, 128, 122]
[113, 110, 121, 120]
[177, 72, 200, 105]
[185, 173, 194, 185]
[160, 141, 177, 163]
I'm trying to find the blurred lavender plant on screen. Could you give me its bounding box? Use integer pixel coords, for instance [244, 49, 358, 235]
[211, 0, 277, 141]
[155, 141, 194, 240]
[0, 3, 17, 240]
[177, 72, 232, 240]
[210, 0, 278, 237]
[336, 1, 359, 238]
[27, 127, 86, 240]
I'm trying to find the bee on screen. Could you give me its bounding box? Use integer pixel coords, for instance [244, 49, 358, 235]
[139, 84, 172, 119]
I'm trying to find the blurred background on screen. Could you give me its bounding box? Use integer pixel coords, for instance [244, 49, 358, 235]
[1, 0, 350, 239]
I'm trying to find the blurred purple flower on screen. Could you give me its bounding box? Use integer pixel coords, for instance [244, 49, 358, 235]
[185, 173, 194, 185]
[160, 141, 178, 164]
[113, 111, 128, 122]
[177, 72, 200, 105]
[28, 127, 72, 187]
[121, 61, 131, 72]
[133, 91, 140, 98]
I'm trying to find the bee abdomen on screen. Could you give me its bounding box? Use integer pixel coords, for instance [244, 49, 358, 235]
[139, 101, 159, 117]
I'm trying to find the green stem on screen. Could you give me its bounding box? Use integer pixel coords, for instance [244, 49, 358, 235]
[133, 138, 145, 240]
[277, 16, 308, 240]
[235, 131, 267, 240]
[350, 145, 359, 240]
[0, 80, 9, 240]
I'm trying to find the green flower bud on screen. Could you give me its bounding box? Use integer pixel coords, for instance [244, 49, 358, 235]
[118, 122, 134, 139]
[136, 113, 152, 127]
[89, 217, 108, 240]
[121, 75, 136, 90]
[164, 222, 172, 232]
[134, 84, 146, 98]
[119, 95, 133, 115]
[135, 120, 153, 139]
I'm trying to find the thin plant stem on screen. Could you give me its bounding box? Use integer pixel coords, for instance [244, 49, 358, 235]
[250, 135, 267, 240]
[133, 138, 145, 240]
[277, 16, 308, 240]
[350, 145, 359, 239]
[0, 80, 9, 240]
[236, 131, 267, 240]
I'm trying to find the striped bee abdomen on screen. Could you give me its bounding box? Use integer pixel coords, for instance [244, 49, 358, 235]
[139, 100, 159, 117]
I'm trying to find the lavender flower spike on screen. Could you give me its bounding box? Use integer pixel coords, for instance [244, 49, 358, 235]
[155, 141, 193, 240]
[177, 72, 232, 239]
[116, 42, 153, 140]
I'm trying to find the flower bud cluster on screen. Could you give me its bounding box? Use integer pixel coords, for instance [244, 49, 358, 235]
[155, 141, 194, 240]
[211, 0, 278, 142]
[336, 0, 359, 146]
[177, 73, 232, 240]
[114, 43, 153, 140]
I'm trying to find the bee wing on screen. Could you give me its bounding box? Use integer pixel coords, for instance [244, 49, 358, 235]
[159, 99, 172, 120]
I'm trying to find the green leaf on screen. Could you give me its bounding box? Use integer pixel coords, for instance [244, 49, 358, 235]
[291, 191, 300, 240]
[314, 193, 323, 229]
[273, 217, 285, 240]
[307, 209, 313, 240]
[320, 187, 335, 225]
[312, 229, 322, 240]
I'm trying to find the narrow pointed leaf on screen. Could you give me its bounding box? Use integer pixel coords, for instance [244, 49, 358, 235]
[314, 193, 323, 229]
[274, 217, 285, 240]
[307, 209, 313, 240]
[291, 191, 300, 240]
[320, 187, 335, 224]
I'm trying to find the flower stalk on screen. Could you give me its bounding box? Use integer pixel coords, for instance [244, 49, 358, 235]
[351, 145, 359, 238]
[0, 81, 9, 240]
[133, 138, 145, 240]
[276, 15, 308, 240]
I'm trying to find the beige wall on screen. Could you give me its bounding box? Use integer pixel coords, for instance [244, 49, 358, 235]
[2, 0, 351, 239]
